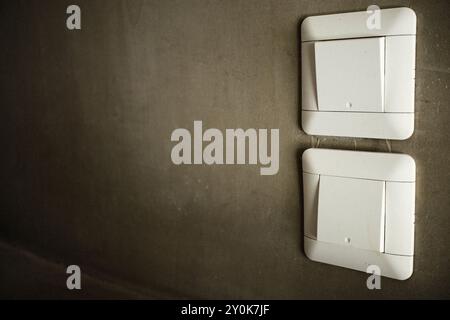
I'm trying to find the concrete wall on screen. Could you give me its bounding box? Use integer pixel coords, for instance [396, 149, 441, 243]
[1, 0, 449, 299]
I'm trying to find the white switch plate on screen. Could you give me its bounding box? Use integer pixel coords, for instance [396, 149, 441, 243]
[302, 148, 416, 280]
[301, 7, 416, 140]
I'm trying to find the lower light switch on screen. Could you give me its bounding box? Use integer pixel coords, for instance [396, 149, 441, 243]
[317, 176, 385, 252]
[302, 148, 416, 280]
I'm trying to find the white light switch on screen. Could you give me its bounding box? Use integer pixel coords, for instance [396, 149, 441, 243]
[317, 175, 385, 252]
[301, 8, 417, 140]
[303, 149, 416, 280]
[315, 37, 385, 112]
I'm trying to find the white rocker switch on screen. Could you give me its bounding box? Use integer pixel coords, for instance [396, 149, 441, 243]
[315, 37, 385, 112]
[301, 8, 417, 140]
[302, 148, 416, 280]
[317, 175, 385, 252]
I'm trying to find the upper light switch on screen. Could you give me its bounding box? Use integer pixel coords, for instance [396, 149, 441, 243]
[301, 7, 417, 140]
[315, 37, 385, 112]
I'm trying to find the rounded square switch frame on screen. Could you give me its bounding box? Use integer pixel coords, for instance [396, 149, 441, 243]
[301, 7, 416, 140]
[302, 148, 416, 280]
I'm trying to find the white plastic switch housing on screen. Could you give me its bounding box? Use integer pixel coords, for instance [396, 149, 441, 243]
[301, 8, 416, 139]
[302, 148, 416, 280]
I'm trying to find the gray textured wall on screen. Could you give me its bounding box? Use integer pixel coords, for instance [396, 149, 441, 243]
[1, 0, 449, 299]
